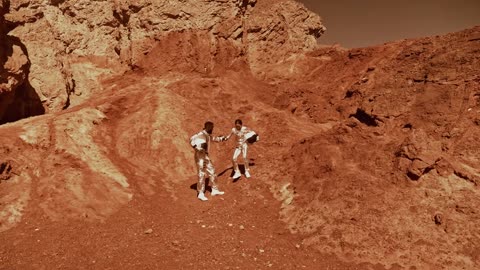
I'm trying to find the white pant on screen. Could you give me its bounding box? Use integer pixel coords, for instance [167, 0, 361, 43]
[195, 151, 219, 193]
[232, 143, 249, 172]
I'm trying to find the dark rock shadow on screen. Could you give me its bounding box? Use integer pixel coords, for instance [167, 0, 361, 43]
[0, 35, 45, 125]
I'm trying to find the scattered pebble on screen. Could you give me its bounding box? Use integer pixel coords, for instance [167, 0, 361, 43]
[259, 249, 265, 253]
[239, 225, 245, 230]
[434, 213, 443, 225]
[144, 229, 153, 234]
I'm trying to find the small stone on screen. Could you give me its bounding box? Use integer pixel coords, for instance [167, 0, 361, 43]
[295, 244, 300, 249]
[239, 225, 245, 230]
[201, 225, 206, 228]
[228, 223, 233, 227]
[259, 249, 265, 253]
[434, 213, 443, 225]
[144, 228, 153, 234]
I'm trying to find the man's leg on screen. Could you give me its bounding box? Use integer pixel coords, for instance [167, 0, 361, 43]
[232, 147, 242, 178]
[205, 156, 224, 196]
[196, 153, 208, 201]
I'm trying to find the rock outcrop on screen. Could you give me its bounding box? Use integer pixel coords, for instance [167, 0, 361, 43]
[245, 0, 325, 78]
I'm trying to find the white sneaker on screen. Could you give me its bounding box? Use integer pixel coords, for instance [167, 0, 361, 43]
[211, 189, 225, 196]
[197, 192, 208, 201]
[245, 170, 251, 178]
[232, 170, 241, 179]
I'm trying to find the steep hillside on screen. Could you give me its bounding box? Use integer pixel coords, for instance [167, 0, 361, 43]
[274, 26, 480, 269]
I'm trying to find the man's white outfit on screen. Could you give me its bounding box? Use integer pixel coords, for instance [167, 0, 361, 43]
[190, 130, 225, 201]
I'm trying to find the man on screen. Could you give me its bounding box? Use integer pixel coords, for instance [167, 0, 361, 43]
[190, 121, 226, 201]
[224, 119, 258, 179]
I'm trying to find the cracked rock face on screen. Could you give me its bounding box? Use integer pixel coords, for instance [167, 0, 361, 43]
[245, 0, 325, 77]
[6, 0, 324, 114]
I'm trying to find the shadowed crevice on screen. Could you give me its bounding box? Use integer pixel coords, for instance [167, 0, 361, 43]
[0, 36, 45, 125]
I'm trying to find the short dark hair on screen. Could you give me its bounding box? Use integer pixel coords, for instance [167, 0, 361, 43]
[235, 119, 242, 125]
[204, 121, 214, 129]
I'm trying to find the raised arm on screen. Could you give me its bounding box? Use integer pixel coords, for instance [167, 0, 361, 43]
[211, 135, 224, 142]
[211, 130, 230, 142]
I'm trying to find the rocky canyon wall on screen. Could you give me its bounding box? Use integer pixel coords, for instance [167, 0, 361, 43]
[3, 0, 324, 118]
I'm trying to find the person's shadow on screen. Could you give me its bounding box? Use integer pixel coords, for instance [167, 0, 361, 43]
[218, 159, 256, 183]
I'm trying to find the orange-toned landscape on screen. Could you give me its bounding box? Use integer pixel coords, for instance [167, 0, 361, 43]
[1, 0, 479, 269]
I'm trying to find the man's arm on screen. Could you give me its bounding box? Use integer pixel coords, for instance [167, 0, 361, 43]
[211, 135, 226, 142]
[223, 128, 234, 141]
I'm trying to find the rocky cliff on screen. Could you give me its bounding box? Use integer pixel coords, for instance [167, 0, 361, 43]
[4, 0, 324, 116]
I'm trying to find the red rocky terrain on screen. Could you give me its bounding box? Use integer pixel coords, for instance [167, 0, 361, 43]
[1, 0, 479, 269]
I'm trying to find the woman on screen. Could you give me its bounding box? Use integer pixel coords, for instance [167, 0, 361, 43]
[224, 119, 258, 179]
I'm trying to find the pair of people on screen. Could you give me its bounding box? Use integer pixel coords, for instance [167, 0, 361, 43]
[190, 119, 258, 201]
